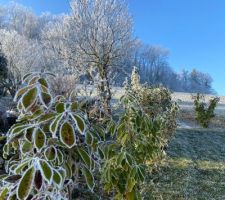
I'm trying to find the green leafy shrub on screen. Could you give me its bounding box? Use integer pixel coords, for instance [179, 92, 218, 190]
[0, 70, 178, 200]
[130, 67, 179, 143]
[193, 93, 220, 128]
[97, 70, 179, 199]
[99, 87, 163, 199]
[0, 72, 100, 200]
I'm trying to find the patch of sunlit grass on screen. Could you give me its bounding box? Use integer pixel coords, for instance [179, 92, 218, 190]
[144, 128, 225, 200]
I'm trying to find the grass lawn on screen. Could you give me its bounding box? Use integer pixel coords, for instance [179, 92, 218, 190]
[144, 128, 225, 200]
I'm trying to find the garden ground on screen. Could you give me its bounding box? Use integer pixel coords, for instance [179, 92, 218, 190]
[145, 128, 225, 200]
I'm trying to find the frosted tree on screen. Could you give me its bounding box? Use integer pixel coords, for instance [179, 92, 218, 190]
[0, 29, 43, 96]
[66, 0, 133, 115]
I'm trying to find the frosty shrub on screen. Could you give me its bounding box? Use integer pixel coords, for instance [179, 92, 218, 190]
[0, 72, 100, 200]
[0, 70, 178, 200]
[49, 74, 77, 99]
[99, 86, 164, 199]
[130, 67, 179, 143]
[193, 93, 220, 128]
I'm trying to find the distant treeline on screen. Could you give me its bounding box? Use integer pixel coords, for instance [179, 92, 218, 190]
[0, 1, 214, 97]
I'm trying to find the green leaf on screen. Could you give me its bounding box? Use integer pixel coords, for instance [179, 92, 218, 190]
[137, 166, 145, 182]
[14, 160, 31, 174]
[64, 162, 72, 179]
[38, 160, 53, 183]
[71, 114, 86, 135]
[98, 147, 105, 159]
[30, 108, 44, 120]
[126, 190, 136, 200]
[38, 78, 48, 88]
[44, 146, 57, 161]
[127, 178, 136, 193]
[70, 101, 79, 111]
[126, 153, 133, 166]
[38, 113, 56, 123]
[56, 149, 64, 165]
[0, 174, 8, 181]
[0, 187, 9, 199]
[53, 170, 62, 187]
[28, 76, 40, 85]
[82, 166, 94, 191]
[50, 114, 63, 137]
[40, 92, 52, 106]
[17, 166, 35, 200]
[10, 124, 28, 135]
[77, 148, 92, 169]
[14, 85, 33, 101]
[25, 128, 33, 143]
[56, 102, 65, 113]
[21, 141, 32, 154]
[117, 152, 125, 166]
[34, 128, 46, 151]
[22, 87, 37, 110]
[59, 122, 76, 148]
[85, 131, 93, 145]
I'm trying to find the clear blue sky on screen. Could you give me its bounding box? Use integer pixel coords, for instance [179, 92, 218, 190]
[0, 0, 225, 95]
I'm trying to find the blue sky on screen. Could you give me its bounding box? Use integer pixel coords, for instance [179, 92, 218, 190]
[0, 0, 225, 95]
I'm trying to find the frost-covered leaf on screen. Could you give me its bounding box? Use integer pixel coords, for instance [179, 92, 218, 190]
[44, 146, 57, 161]
[25, 128, 33, 142]
[22, 87, 37, 110]
[22, 73, 33, 82]
[0, 174, 8, 181]
[59, 122, 76, 148]
[34, 170, 42, 190]
[17, 166, 35, 200]
[70, 114, 86, 135]
[53, 170, 62, 187]
[28, 76, 40, 85]
[14, 160, 31, 174]
[4, 175, 21, 183]
[38, 113, 56, 123]
[64, 162, 72, 179]
[56, 102, 65, 113]
[50, 114, 63, 137]
[0, 187, 9, 199]
[77, 148, 92, 169]
[40, 92, 52, 107]
[21, 141, 32, 154]
[10, 124, 28, 135]
[38, 160, 53, 183]
[38, 78, 48, 88]
[56, 149, 64, 165]
[82, 166, 94, 191]
[70, 102, 79, 112]
[34, 128, 46, 151]
[85, 131, 93, 145]
[30, 108, 44, 120]
[14, 85, 33, 101]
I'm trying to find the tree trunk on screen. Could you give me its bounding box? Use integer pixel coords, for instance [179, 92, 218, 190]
[98, 67, 112, 117]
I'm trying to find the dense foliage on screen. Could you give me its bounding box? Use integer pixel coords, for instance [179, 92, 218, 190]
[130, 67, 179, 143]
[0, 70, 179, 199]
[193, 93, 220, 128]
[0, 73, 99, 199]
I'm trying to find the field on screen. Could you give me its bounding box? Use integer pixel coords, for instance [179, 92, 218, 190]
[145, 128, 225, 200]
[140, 92, 225, 200]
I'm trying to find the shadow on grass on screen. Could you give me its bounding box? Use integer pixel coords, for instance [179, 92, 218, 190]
[167, 128, 225, 162]
[143, 128, 225, 200]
